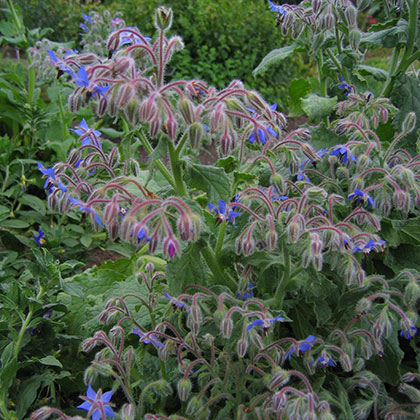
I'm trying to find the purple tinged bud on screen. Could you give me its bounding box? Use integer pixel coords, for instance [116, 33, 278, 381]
[268, 368, 290, 391]
[287, 221, 301, 243]
[116, 83, 136, 109]
[97, 97, 108, 117]
[177, 377, 192, 401]
[139, 97, 157, 122]
[166, 117, 177, 141]
[177, 213, 193, 241]
[188, 122, 203, 150]
[345, 5, 358, 27]
[120, 215, 136, 242]
[68, 90, 82, 112]
[266, 229, 278, 251]
[222, 317, 234, 339]
[81, 337, 97, 352]
[379, 106, 388, 122]
[246, 91, 270, 117]
[30, 407, 53, 420]
[210, 103, 225, 131]
[310, 233, 322, 258]
[322, 10, 335, 30]
[104, 200, 119, 226]
[179, 98, 195, 125]
[237, 337, 249, 358]
[163, 235, 181, 259]
[124, 99, 141, 126]
[113, 57, 133, 74]
[149, 116, 161, 138]
[148, 231, 160, 253]
[393, 189, 407, 211]
[312, 0, 322, 14]
[220, 132, 232, 156]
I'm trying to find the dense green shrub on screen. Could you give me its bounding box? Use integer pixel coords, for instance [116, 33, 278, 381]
[14, 0, 297, 104]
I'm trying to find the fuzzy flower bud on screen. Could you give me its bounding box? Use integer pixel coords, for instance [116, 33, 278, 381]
[31, 407, 54, 420]
[399, 167, 417, 189]
[405, 280, 420, 305]
[154, 6, 173, 31]
[186, 397, 202, 416]
[345, 5, 358, 27]
[120, 404, 136, 420]
[177, 377, 192, 401]
[237, 336, 249, 358]
[312, 0, 322, 14]
[210, 103, 225, 131]
[139, 97, 157, 122]
[179, 98, 195, 125]
[221, 316, 234, 339]
[355, 297, 372, 315]
[188, 122, 203, 150]
[116, 83, 136, 109]
[166, 117, 177, 141]
[287, 220, 301, 243]
[124, 98, 141, 125]
[268, 368, 290, 391]
[402, 111, 417, 134]
[399, 383, 420, 402]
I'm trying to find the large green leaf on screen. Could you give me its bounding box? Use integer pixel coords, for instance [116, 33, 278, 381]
[301, 94, 337, 123]
[360, 20, 408, 48]
[288, 78, 312, 117]
[253, 44, 297, 76]
[185, 162, 231, 203]
[167, 242, 209, 295]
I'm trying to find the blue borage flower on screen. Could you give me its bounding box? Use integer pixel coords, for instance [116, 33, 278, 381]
[77, 384, 115, 420]
[400, 324, 417, 340]
[348, 189, 374, 208]
[37, 162, 67, 191]
[246, 314, 284, 332]
[47, 49, 74, 78]
[338, 76, 354, 99]
[248, 126, 277, 145]
[316, 356, 336, 367]
[164, 292, 189, 310]
[286, 335, 316, 360]
[330, 145, 357, 164]
[120, 29, 152, 46]
[268, 0, 287, 16]
[74, 66, 110, 98]
[80, 13, 92, 33]
[132, 327, 164, 348]
[236, 282, 255, 300]
[70, 118, 102, 149]
[208, 199, 241, 225]
[34, 229, 46, 246]
[67, 196, 103, 226]
[352, 238, 386, 254]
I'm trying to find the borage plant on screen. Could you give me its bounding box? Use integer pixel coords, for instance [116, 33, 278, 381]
[33, 3, 420, 420]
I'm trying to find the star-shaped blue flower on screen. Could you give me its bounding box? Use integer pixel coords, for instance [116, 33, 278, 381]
[47, 49, 74, 77]
[67, 196, 103, 226]
[286, 335, 316, 360]
[34, 229, 46, 246]
[70, 119, 102, 148]
[330, 146, 357, 164]
[400, 325, 417, 340]
[268, 1, 287, 15]
[74, 66, 110, 98]
[77, 385, 115, 420]
[348, 189, 374, 208]
[246, 314, 284, 332]
[133, 328, 164, 348]
[338, 77, 354, 99]
[208, 199, 241, 225]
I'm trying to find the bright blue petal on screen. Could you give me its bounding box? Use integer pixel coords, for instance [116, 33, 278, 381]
[77, 401, 92, 411]
[246, 319, 263, 332]
[218, 200, 226, 214]
[101, 390, 113, 403]
[86, 384, 96, 399]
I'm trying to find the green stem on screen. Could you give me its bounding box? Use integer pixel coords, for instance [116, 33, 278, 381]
[201, 245, 233, 288]
[168, 140, 187, 196]
[27, 68, 35, 104]
[382, 0, 419, 96]
[215, 222, 226, 259]
[14, 306, 34, 359]
[136, 130, 176, 190]
[6, 0, 27, 45]
[57, 88, 69, 140]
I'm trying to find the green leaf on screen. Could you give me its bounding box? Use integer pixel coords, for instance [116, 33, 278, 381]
[20, 194, 46, 215]
[0, 219, 30, 228]
[80, 234, 92, 248]
[253, 44, 297, 76]
[391, 75, 420, 155]
[367, 329, 404, 386]
[167, 242, 209, 295]
[360, 19, 408, 48]
[38, 355, 63, 368]
[356, 64, 388, 81]
[185, 162, 232, 203]
[16, 375, 42, 418]
[100, 127, 123, 139]
[301, 94, 337, 123]
[215, 156, 237, 172]
[288, 78, 312, 117]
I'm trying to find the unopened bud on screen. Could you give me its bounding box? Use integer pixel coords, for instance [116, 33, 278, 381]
[271, 173, 285, 195]
[210, 103, 225, 131]
[119, 215, 136, 242]
[402, 111, 416, 134]
[350, 28, 361, 50]
[399, 383, 420, 402]
[220, 131, 233, 156]
[237, 337, 249, 358]
[179, 98, 195, 125]
[405, 280, 420, 305]
[312, 0, 322, 14]
[321, 10, 335, 30]
[355, 297, 372, 315]
[268, 368, 290, 391]
[150, 116, 161, 138]
[68, 90, 82, 112]
[221, 317, 233, 339]
[31, 407, 53, 420]
[306, 186, 328, 203]
[186, 397, 202, 416]
[340, 353, 352, 372]
[166, 117, 177, 141]
[120, 404, 135, 420]
[188, 122, 203, 150]
[154, 6, 173, 31]
[124, 99, 141, 126]
[116, 83, 136, 109]
[177, 377, 192, 401]
[345, 6, 358, 27]
[139, 97, 157, 122]
[287, 221, 301, 243]
[400, 167, 416, 189]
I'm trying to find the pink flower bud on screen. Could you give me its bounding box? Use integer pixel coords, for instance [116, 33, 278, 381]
[220, 131, 232, 156]
[116, 83, 136, 109]
[139, 96, 157, 122]
[287, 221, 301, 243]
[210, 103, 225, 131]
[163, 235, 181, 259]
[166, 117, 177, 141]
[177, 213, 193, 241]
[124, 98, 141, 125]
[179, 98, 195, 125]
[120, 215, 136, 242]
[149, 115, 161, 138]
[312, 0, 322, 14]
